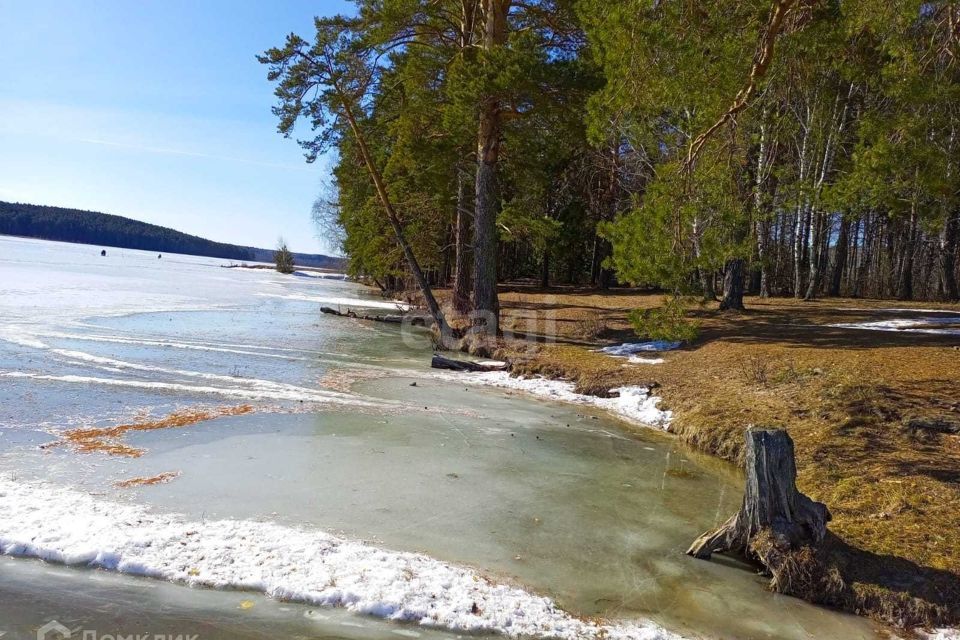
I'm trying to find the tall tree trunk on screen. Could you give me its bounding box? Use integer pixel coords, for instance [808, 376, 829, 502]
[452, 165, 473, 313]
[473, 101, 501, 333]
[803, 212, 825, 300]
[699, 268, 717, 301]
[940, 210, 960, 301]
[720, 258, 746, 311]
[884, 219, 897, 297]
[805, 211, 838, 300]
[853, 214, 873, 298]
[897, 211, 917, 301]
[756, 224, 770, 298]
[793, 105, 812, 298]
[846, 217, 860, 295]
[540, 248, 550, 289]
[471, 0, 510, 336]
[693, 215, 717, 301]
[829, 218, 850, 297]
[590, 235, 601, 285]
[753, 113, 774, 298]
[591, 237, 613, 290]
[804, 85, 851, 301]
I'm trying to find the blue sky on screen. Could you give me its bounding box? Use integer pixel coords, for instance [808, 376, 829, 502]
[0, 0, 352, 255]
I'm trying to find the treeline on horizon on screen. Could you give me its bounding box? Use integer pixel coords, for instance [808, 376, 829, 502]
[262, 0, 960, 335]
[0, 201, 342, 268]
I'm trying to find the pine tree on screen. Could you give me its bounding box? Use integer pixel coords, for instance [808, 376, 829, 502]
[274, 240, 295, 274]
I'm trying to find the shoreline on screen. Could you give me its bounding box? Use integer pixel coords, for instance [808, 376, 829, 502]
[449, 369, 673, 430]
[402, 288, 960, 634]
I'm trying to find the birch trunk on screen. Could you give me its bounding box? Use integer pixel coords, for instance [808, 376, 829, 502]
[793, 104, 812, 297]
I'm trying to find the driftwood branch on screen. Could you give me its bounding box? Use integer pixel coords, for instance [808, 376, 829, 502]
[320, 306, 427, 326]
[431, 354, 508, 372]
[684, 0, 798, 170]
[687, 428, 830, 564]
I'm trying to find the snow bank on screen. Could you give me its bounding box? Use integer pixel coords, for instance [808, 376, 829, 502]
[598, 341, 681, 357]
[33, 330, 313, 361]
[0, 371, 385, 407]
[293, 270, 348, 280]
[834, 307, 960, 315]
[467, 372, 672, 429]
[828, 316, 960, 336]
[259, 293, 410, 311]
[0, 475, 680, 640]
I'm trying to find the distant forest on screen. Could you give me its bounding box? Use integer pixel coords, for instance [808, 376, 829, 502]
[0, 201, 343, 268]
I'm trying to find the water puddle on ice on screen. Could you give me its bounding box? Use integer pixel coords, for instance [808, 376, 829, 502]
[0, 237, 886, 639]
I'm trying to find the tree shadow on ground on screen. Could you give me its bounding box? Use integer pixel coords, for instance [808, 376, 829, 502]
[498, 287, 960, 352]
[680, 306, 960, 351]
[818, 532, 960, 627]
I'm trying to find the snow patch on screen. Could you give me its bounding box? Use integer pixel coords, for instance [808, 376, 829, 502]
[466, 372, 672, 429]
[627, 356, 665, 365]
[259, 293, 410, 311]
[0, 475, 680, 640]
[598, 341, 681, 357]
[828, 316, 960, 336]
[834, 307, 960, 314]
[0, 330, 48, 350]
[293, 270, 348, 280]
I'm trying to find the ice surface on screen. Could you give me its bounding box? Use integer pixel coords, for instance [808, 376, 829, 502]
[0, 236, 899, 640]
[0, 474, 679, 640]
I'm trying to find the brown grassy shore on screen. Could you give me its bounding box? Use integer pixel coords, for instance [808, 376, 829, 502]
[434, 284, 960, 630]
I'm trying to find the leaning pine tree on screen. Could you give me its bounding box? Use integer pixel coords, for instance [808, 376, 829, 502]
[259, 18, 456, 344]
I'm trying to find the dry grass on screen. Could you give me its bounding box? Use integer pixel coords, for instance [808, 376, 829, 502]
[114, 471, 181, 488]
[479, 286, 960, 628]
[60, 405, 255, 457]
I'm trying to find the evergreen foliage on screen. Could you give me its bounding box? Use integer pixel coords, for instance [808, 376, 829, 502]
[266, 1, 960, 314]
[274, 240, 296, 274]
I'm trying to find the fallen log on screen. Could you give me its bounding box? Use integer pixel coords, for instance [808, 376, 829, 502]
[687, 428, 830, 565]
[320, 306, 427, 326]
[431, 354, 508, 372]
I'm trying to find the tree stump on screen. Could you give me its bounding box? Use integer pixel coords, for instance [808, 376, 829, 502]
[687, 428, 830, 567]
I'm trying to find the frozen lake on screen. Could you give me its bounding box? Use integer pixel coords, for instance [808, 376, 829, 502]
[0, 236, 882, 639]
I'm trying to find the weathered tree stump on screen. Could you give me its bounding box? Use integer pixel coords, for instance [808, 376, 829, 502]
[430, 354, 508, 372]
[687, 428, 830, 567]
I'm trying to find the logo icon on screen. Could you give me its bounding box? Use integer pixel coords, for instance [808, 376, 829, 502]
[37, 620, 71, 640]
